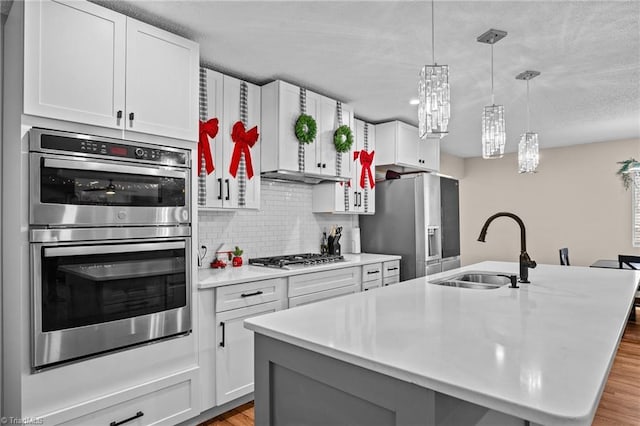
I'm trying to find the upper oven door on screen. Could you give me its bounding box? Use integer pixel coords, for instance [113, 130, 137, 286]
[30, 153, 190, 226]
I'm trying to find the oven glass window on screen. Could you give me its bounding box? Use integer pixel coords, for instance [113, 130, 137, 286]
[40, 166, 185, 207]
[40, 244, 187, 332]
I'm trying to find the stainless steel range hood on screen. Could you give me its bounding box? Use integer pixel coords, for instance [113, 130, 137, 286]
[261, 170, 349, 184]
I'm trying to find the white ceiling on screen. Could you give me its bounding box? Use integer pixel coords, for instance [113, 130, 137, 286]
[91, 0, 640, 158]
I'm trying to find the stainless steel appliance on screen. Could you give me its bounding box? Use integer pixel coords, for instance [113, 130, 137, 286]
[440, 176, 461, 272]
[28, 128, 193, 371]
[249, 253, 345, 269]
[360, 173, 460, 281]
[29, 127, 190, 227]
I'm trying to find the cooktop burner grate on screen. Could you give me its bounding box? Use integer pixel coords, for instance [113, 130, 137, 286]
[249, 253, 344, 268]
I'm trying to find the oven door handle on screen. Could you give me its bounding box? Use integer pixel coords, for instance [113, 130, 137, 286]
[43, 241, 185, 257]
[43, 157, 186, 179]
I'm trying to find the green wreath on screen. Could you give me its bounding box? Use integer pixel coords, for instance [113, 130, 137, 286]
[333, 125, 353, 153]
[295, 114, 317, 144]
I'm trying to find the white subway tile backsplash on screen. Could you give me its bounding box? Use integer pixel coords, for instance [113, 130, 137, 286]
[197, 180, 358, 266]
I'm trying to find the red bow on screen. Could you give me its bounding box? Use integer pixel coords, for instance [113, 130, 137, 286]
[358, 150, 375, 189]
[198, 118, 219, 175]
[229, 121, 259, 179]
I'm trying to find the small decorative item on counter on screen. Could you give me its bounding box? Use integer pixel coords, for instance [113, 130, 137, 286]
[211, 247, 228, 269]
[232, 246, 244, 267]
[327, 225, 342, 255]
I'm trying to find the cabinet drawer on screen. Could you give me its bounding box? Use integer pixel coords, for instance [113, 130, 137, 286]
[289, 283, 360, 308]
[383, 260, 400, 278]
[289, 267, 361, 298]
[362, 263, 382, 282]
[383, 275, 400, 286]
[362, 279, 382, 291]
[216, 278, 286, 312]
[53, 368, 198, 426]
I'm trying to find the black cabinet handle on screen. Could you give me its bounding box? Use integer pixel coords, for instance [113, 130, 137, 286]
[354, 192, 358, 207]
[225, 179, 230, 201]
[322, 163, 326, 168]
[241, 290, 263, 298]
[219, 321, 225, 347]
[358, 192, 362, 207]
[387, 267, 399, 271]
[367, 270, 380, 275]
[217, 178, 223, 200]
[129, 112, 135, 121]
[116, 110, 123, 119]
[317, 163, 322, 168]
[110, 411, 144, 426]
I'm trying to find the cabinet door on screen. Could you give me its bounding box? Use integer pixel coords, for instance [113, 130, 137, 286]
[24, 0, 126, 129]
[215, 300, 282, 405]
[201, 69, 224, 208]
[395, 122, 419, 167]
[317, 95, 338, 176]
[352, 120, 365, 213]
[419, 137, 440, 172]
[125, 18, 199, 141]
[337, 104, 355, 179]
[278, 81, 307, 172]
[303, 93, 321, 175]
[222, 76, 261, 209]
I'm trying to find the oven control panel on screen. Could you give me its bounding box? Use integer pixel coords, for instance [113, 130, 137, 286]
[35, 131, 188, 166]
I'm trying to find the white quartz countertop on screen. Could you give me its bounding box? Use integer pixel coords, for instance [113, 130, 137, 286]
[198, 253, 401, 289]
[244, 261, 640, 425]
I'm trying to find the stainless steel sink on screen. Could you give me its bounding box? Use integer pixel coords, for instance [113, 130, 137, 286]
[428, 271, 513, 290]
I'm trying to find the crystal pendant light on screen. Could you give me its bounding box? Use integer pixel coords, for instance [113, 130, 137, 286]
[477, 29, 507, 159]
[418, 0, 449, 139]
[516, 70, 541, 173]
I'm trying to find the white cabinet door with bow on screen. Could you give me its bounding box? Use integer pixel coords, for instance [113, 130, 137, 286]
[198, 69, 261, 210]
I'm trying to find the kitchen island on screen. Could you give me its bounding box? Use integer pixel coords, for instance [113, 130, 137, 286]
[244, 261, 639, 426]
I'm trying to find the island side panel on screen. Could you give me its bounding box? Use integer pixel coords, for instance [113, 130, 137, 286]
[254, 333, 436, 426]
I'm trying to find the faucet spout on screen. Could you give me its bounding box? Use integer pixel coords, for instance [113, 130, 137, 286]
[477, 212, 537, 283]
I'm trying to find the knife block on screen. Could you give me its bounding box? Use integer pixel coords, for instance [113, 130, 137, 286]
[328, 236, 341, 255]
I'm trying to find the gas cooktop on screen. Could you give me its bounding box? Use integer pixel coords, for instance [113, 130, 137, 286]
[249, 253, 344, 269]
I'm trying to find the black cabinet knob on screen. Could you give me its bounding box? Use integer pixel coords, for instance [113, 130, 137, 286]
[129, 112, 135, 121]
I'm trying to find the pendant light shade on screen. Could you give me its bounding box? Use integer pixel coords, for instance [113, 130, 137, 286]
[516, 70, 541, 173]
[477, 29, 507, 159]
[419, 0, 450, 139]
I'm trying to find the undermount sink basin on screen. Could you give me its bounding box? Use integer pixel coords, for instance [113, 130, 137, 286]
[428, 271, 513, 290]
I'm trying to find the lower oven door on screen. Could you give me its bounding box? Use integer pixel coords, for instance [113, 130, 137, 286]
[31, 237, 191, 370]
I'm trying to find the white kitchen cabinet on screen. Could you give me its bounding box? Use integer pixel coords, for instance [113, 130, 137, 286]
[215, 300, 283, 406]
[199, 69, 261, 209]
[288, 267, 361, 307]
[261, 80, 354, 180]
[375, 120, 439, 172]
[260, 80, 310, 174]
[361, 262, 382, 291]
[43, 368, 199, 426]
[383, 260, 401, 286]
[23, 0, 199, 142]
[312, 118, 375, 214]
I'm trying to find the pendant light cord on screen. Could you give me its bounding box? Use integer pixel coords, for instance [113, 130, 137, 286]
[526, 79, 531, 132]
[431, 0, 436, 64]
[490, 43, 495, 105]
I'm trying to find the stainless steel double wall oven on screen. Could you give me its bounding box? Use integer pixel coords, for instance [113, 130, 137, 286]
[29, 128, 192, 370]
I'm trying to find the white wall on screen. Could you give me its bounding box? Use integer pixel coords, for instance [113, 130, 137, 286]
[198, 179, 358, 266]
[458, 138, 640, 267]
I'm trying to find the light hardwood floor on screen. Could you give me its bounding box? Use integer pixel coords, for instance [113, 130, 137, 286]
[200, 314, 640, 426]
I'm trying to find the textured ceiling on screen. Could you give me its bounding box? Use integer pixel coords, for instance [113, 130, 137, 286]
[91, 0, 640, 158]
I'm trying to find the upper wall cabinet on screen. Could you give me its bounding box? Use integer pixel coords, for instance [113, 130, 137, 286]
[198, 69, 261, 210]
[23, 0, 199, 142]
[261, 80, 354, 182]
[375, 121, 440, 172]
[312, 119, 376, 214]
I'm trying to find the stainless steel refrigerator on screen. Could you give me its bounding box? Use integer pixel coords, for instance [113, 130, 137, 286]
[360, 173, 460, 281]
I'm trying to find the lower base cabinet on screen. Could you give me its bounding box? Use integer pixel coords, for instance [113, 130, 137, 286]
[49, 368, 199, 426]
[215, 300, 284, 406]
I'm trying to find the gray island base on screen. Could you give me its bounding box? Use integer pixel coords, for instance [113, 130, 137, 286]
[254, 333, 536, 426]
